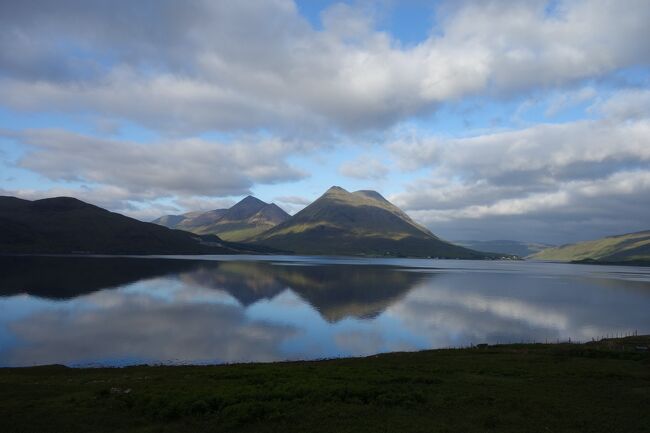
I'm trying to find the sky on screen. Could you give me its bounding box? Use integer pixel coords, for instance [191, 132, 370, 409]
[0, 0, 649, 244]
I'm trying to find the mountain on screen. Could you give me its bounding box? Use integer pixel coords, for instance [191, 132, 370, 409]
[192, 196, 290, 241]
[151, 209, 227, 231]
[250, 186, 496, 258]
[177, 209, 228, 231]
[152, 196, 290, 242]
[455, 240, 554, 258]
[530, 230, 650, 264]
[152, 214, 187, 228]
[0, 196, 271, 255]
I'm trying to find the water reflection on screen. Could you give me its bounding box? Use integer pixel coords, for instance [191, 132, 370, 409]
[5, 296, 295, 366]
[184, 261, 426, 322]
[0, 256, 649, 367]
[0, 256, 202, 299]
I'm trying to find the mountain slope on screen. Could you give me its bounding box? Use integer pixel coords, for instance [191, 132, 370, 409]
[177, 209, 228, 231]
[152, 214, 187, 228]
[153, 196, 290, 242]
[251, 186, 494, 258]
[151, 209, 227, 230]
[530, 230, 650, 263]
[0, 196, 267, 255]
[456, 240, 554, 257]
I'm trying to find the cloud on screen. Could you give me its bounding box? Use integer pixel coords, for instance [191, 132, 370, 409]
[0, 1, 649, 242]
[0, 128, 310, 219]
[403, 170, 650, 220]
[596, 89, 650, 121]
[390, 119, 650, 183]
[544, 86, 597, 117]
[388, 88, 650, 243]
[0, 0, 649, 133]
[339, 156, 389, 180]
[2, 128, 307, 196]
[274, 195, 311, 205]
[0, 185, 179, 221]
[174, 197, 235, 213]
[394, 164, 650, 243]
[272, 195, 311, 214]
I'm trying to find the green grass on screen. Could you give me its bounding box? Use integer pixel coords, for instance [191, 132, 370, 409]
[210, 226, 271, 242]
[531, 230, 650, 262]
[1, 336, 649, 432]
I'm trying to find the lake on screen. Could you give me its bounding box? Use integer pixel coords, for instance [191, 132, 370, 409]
[1, 255, 649, 367]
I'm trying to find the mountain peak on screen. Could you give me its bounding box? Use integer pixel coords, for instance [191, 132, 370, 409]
[253, 186, 485, 258]
[239, 195, 265, 205]
[0, 195, 251, 254]
[218, 195, 269, 225]
[353, 190, 387, 203]
[151, 195, 289, 242]
[325, 186, 348, 194]
[32, 196, 99, 212]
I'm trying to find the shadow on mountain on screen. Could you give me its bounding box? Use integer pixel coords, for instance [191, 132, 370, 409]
[0, 256, 205, 299]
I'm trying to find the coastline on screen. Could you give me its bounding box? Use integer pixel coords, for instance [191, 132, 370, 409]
[1, 335, 648, 432]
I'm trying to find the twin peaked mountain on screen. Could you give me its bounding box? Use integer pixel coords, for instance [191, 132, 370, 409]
[154, 196, 290, 242]
[154, 186, 486, 258]
[0, 186, 489, 257]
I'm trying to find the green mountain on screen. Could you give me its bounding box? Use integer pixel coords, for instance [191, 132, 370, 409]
[0, 196, 270, 255]
[152, 209, 227, 231]
[152, 196, 290, 242]
[176, 209, 228, 231]
[455, 240, 554, 258]
[530, 230, 650, 263]
[251, 186, 495, 258]
[152, 214, 187, 228]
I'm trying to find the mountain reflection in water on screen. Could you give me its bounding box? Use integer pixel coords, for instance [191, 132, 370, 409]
[0, 255, 649, 367]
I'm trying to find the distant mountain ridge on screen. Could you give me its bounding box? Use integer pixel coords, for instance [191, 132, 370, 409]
[455, 240, 555, 258]
[1, 188, 515, 259]
[530, 230, 650, 264]
[250, 186, 497, 258]
[0, 196, 270, 255]
[152, 196, 289, 241]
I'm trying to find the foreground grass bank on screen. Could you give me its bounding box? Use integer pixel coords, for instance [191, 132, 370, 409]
[1, 336, 649, 433]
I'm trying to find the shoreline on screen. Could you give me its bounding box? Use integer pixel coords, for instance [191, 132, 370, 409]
[2, 335, 648, 432]
[2, 334, 648, 370]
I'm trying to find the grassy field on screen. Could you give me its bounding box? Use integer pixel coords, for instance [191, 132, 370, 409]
[531, 230, 650, 262]
[1, 336, 649, 433]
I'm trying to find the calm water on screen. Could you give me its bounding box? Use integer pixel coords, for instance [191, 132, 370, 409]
[1, 255, 649, 367]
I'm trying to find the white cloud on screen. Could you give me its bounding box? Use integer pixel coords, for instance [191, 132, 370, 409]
[339, 156, 389, 180]
[0, 0, 648, 133]
[3, 129, 307, 197]
[388, 88, 650, 243]
[274, 195, 311, 205]
[0, 128, 309, 219]
[596, 89, 650, 121]
[0, 1, 649, 241]
[544, 86, 597, 117]
[390, 118, 650, 184]
[174, 197, 235, 213]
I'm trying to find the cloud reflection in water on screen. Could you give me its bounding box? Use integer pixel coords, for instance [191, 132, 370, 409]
[0, 256, 649, 366]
